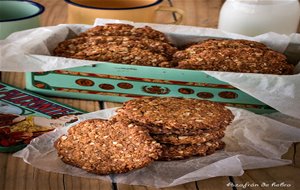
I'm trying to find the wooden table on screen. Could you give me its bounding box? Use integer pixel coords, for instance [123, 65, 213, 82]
[1, 1, 300, 190]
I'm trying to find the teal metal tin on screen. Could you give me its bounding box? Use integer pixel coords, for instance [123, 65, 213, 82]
[26, 62, 275, 114]
[0, 143, 27, 153]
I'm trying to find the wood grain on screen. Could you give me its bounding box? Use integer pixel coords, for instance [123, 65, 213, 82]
[233, 143, 300, 190]
[103, 102, 123, 109]
[63, 175, 112, 190]
[0, 153, 113, 190]
[234, 166, 300, 190]
[283, 143, 300, 167]
[1, 1, 300, 190]
[34, 0, 225, 28]
[35, 0, 68, 26]
[52, 98, 100, 113]
[197, 177, 231, 190]
[172, 0, 223, 28]
[117, 182, 197, 190]
[1, 72, 25, 89]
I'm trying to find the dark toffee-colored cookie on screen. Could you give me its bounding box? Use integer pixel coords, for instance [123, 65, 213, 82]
[53, 24, 176, 67]
[55, 119, 162, 174]
[152, 130, 225, 145]
[53, 35, 176, 59]
[174, 39, 294, 75]
[159, 140, 225, 161]
[54, 43, 172, 67]
[79, 23, 170, 43]
[115, 97, 234, 135]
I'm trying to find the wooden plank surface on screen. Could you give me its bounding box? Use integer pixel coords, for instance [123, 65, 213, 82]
[117, 182, 197, 190]
[234, 166, 300, 190]
[172, 0, 223, 27]
[1, 72, 25, 88]
[233, 143, 300, 190]
[196, 177, 232, 190]
[1, 0, 300, 190]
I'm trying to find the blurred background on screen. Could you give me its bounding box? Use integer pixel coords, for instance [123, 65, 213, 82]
[35, 0, 225, 27]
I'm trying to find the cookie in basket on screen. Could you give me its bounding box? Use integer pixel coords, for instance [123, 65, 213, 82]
[53, 24, 176, 67]
[53, 36, 176, 59]
[174, 39, 294, 75]
[79, 23, 170, 43]
[55, 119, 162, 174]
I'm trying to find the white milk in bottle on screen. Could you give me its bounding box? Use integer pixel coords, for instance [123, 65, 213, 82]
[218, 0, 300, 36]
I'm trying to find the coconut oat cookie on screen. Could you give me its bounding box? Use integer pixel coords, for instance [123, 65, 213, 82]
[59, 44, 172, 67]
[52, 24, 176, 67]
[54, 119, 162, 174]
[53, 36, 176, 67]
[174, 39, 294, 74]
[152, 130, 225, 145]
[53, 36, 177, 59]
[159, 140, 225, 161]
[79, 24, 170, 43]
[115, 97, 234, 135]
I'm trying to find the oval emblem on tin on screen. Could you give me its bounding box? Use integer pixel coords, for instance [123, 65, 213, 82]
[197, 92, 214, 99]
[142, 86, 170, 94]
[75, 79, 94, 87]
[99, 83, 115, 90]
[178, 88, 194, 94]
[218, 91, 238, 99]
[117, 82, 133, 89]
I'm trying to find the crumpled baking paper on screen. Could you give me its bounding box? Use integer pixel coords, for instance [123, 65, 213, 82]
[0, 19, 300, 118]
[13, 107, 300, 188]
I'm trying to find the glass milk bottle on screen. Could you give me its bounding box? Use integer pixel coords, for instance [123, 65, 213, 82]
[218, 0, 300, 36]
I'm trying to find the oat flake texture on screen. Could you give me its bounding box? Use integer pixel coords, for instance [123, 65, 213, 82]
[55, 119, 162, 174]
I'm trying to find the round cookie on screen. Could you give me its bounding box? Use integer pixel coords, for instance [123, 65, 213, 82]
[55, 119, 162, 174]
[174, 39, 294, 75]
[152, 130, 225, 145]
[53, 36, 175, 67]
[53, 36, 177, 60]
[79, 24, 170, 43]
[159, 140, 225, 161]
[115, 97, 234, 135]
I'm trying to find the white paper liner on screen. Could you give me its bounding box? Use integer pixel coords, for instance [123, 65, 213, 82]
[13, 107, 300, 188]
[1, 19, 300, 119]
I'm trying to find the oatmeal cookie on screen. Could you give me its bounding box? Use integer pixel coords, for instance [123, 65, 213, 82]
[53, 35, 176, 67]
[79, 24, 170, 43]
[112, 114, 226, 135]
[71, 45, 172, 67]
[114, 97, 234, 135]
[55, 119, 162, 174]
[159, 140, 225, 160]
[174, 39, 294, 74]
[152, 130, 225, 145]
[53, 36, 176, 59]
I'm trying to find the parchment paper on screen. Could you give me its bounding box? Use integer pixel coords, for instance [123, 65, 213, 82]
[1, 19, 300, 119]
[13, 107, 300, 188]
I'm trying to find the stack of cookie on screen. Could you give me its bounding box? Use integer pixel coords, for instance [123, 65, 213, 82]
[113, 97, 234, 160]
[53, 24, 177, 68]
[55, 97, 234, 174]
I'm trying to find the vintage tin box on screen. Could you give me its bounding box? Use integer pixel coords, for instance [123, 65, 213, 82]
[26, 61, 275, 114]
